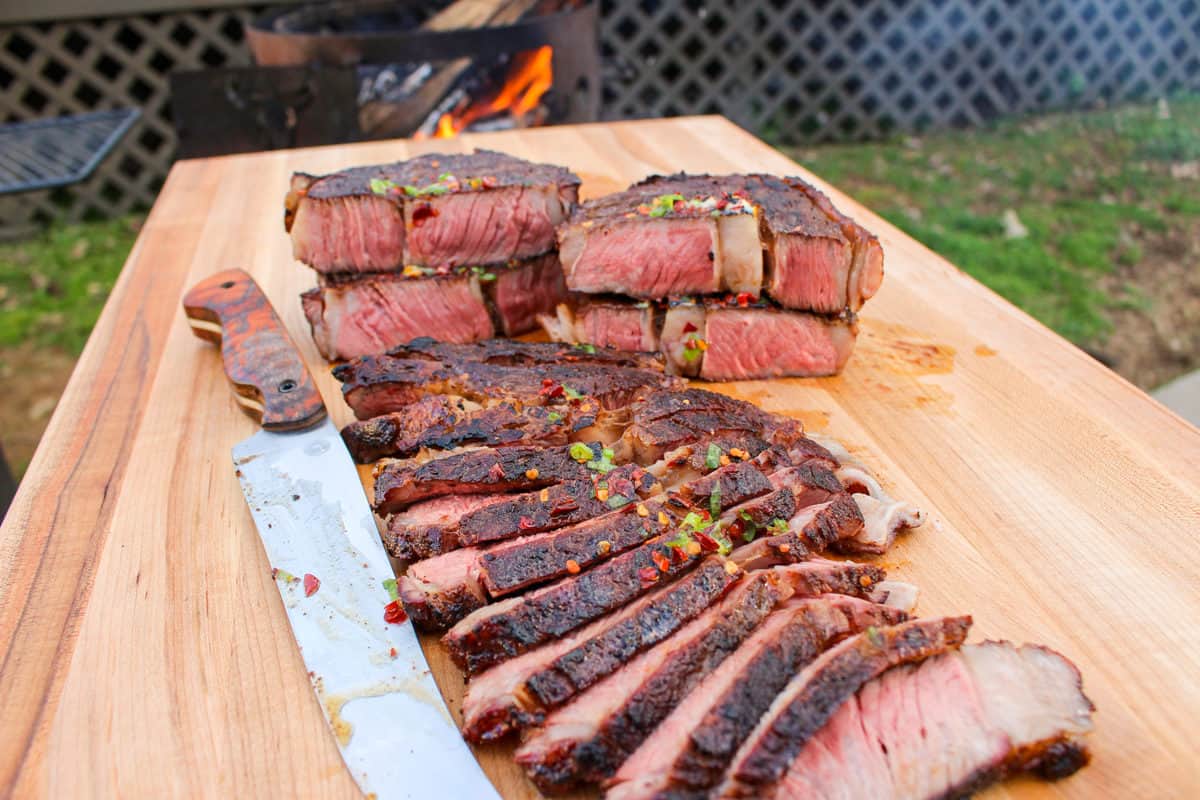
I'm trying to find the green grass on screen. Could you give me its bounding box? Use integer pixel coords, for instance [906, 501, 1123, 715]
[0, 216, 141, 354]
[790, 95, 1200, 345]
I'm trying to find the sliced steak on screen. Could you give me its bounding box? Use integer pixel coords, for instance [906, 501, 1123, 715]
[607, 594, 907, 800]
[288, 150, 579, 271]
[373, 443, 602, 513]
[618, 388, 804, 463]
[459, 558, 888, 744]
[442, 533, 709, 675]
[769, 641, 1094, 799]
[515, 570, 789, 793]
[382, 336, 664, 371]
[399, 547, 488, 630]
[557, 173, 881, 313]
[717, 615, 973, 798]
[488, 253, 570, 336]
[342, 399, 580, 463]
[385, 463, 659, 561]
[333, 355, 681, 418]
[543, 296, 858, 380]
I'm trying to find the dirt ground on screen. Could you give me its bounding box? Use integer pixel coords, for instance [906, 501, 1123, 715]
[0, 343, 79, 478]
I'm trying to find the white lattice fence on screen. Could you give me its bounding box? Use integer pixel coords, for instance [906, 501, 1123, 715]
[0, 7, 260, 231]
[599, 0, 1200, 141]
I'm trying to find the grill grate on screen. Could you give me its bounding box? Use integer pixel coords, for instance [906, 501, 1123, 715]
[0, 108, 140, 195]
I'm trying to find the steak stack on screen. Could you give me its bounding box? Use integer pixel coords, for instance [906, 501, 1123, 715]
[543, 173, 884, 380]
[285, 150, 580, 360]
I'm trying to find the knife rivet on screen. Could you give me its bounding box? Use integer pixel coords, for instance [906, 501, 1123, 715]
[220, 280, 235, 289]
[278, 379, 298, 393]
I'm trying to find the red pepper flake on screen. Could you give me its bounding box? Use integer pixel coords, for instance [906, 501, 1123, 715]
[539, 378, 565, 399]
[383, 600, 407, 624]
[389, 647, 398, 658]
[651, 550, 671, 572]
[410, 203, 438, 226]
[303, 573, 321, 597]
[736, 292, 753, 307]
[518, 516, 537, 531]
[682, 321, 698, 333]
[481, 175, 498, 189]
[694, 531, 721, 553]
[638, 566, 660, 585]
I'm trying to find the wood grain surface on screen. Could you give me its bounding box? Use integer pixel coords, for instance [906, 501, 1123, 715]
[1, 116, 1197, 799]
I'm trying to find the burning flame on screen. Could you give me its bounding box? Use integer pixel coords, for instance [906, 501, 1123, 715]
[429, 46, 553, 138]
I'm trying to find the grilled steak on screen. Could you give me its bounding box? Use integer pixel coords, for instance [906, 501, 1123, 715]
[459, 559, 889, 744]
[717, 616, 973, 798]
[515, 570, 789, 793]
[767, 642, 1094, 799]
[299, 253, 567, 361]
[556, 173, 882, 314]
[373, 443, 603, 513]
[607, 594, 907, 800]
[382, 336, 665, 370]
[334, 354, 682, 419]
[397, 453, 839, 631]
[386, 463, 660, 562]
[287, 150, 579, 272]
[342, 399, 582, 463]
[543, 296, 858, 380]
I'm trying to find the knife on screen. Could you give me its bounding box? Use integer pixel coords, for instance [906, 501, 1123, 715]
[183, 269, 500, 800]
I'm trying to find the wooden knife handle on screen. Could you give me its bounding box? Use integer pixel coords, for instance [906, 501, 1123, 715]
[182, 269, 326, 431]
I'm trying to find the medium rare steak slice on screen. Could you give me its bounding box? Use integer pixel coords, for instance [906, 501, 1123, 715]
[557, 173, 881, 313]
[342, 399, 579, 463]
[769, 642, 1094, 799]
[373, 443, 603, 513]
[543, 297, 858, 380]
[299, 253, 566, 361]
[302, 272, 492, 361]
[385, 463, 660, 561]
[287, 150, 579, 271]
[717, 615, 973, 798]
[382, 336, 664, 370]
[607, 594, 907, 800]
[515, 570, 789, 793]
[333, 354, 682, 418]
[459, 559, 889, 744]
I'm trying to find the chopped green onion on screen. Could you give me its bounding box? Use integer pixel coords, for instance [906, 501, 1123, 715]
[369, 178, 396, 195]
[607, 494, 630, 509]
[705, 443, 722, 470]
[547, 412, 562, 423]
[563, 386, 585, 400]
[768, 518, 790, 534]
[569, 442, 594, 462]
[383, 578, 399, 601]
[709, 484, 721, 518]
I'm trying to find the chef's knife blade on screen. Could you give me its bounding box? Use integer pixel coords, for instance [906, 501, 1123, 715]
[183, 269, 499, 800]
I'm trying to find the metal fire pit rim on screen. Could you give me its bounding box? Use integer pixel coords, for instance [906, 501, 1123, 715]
[249, 1, 597, 68]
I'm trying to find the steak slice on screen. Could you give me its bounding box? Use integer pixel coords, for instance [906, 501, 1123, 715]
[382, 336, 664, 370]
[341, 399, 581, 463]
[373, 443, 603, 513]
[618, 388, 804, 463]
[768, 642, 1094, 799]
[333, 355, 682, 418]
[287, 149, 579, 271]
[542, 296, 858, 380]
[556, 173, 881, 313]
[717, 615, 973, 798]
[515, 570, 790, 794]
[385, 463, 660, 562]
[459, 559, 889, 744]
[607, 594, 907, 800]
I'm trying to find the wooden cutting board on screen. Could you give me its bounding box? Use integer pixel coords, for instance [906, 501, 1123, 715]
[1, 116, 1198, 799]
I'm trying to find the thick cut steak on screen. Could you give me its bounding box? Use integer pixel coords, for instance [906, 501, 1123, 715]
[607, 594, 907, 800]
[381, 337, 664, 370]
[299, 253, 566, 360]
[717, 615, 973, 798]
[287, 150, 579, 271]
[556, 173, 882, 314]
[767, 642, 1094, 799]
[543, 297, 857, 381]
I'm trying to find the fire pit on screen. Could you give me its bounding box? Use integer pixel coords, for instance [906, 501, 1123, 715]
[246, 1, 599, 140]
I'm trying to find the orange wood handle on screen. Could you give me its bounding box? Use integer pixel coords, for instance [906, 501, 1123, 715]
[182, 269, 326, 431]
